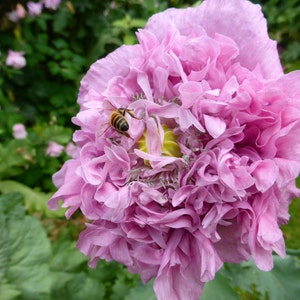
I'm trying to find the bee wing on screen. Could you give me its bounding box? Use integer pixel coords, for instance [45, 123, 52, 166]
[96, 109, 111, 137]
[97, 122, 111, 137]
[103, 99, 116, 111]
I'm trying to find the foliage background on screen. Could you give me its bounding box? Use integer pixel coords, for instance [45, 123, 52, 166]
[0, 0, 300, 299]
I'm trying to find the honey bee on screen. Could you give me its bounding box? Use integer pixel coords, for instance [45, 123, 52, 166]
[110, 107, 139, 138]
[99, 100, 141, 138]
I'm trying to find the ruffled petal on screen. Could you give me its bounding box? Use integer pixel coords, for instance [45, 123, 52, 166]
[145, 0, 282, 79]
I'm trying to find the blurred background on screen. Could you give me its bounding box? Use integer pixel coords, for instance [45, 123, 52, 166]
[0, 1, 300, 299]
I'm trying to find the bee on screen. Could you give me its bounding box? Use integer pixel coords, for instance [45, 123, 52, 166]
[110, 107, 139, 138]
[99, 100, 141, 138]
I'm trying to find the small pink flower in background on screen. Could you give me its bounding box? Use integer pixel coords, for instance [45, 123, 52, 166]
[16, 4, 27, 19]
[46, 141, 64, 157]
[6, 4, 27, 22]
[27, 1, 43, 17]
[6, 50, 26, 69]
[110, 1, 117, 9]
[12, 123, 27, 139]
[44, 0, 61, 10]
[6, 11, 18, 23]
[65, 142, 77, 157]
[49, 0, 300, 299]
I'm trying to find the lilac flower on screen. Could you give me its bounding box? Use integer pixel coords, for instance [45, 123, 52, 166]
[43, 0, 61, 10]
[27, 1, 43, 17]
[49, 0, 300, 299]
[6, 50, 26, 69]
[46, 141, 64, 157]
[12, 123, 27, 139]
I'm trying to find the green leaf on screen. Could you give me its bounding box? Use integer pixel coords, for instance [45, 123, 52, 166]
[50, 237, 87, 272]
[6, 217, 52, 299]
[130, 18, 147, 28]
[201, 271, 240, 300]
[123, 34, 138, 45]
[110, 269, 140, 300]
[224, 255, 300, 300]
[52, 7, 72, 33]
[0, 193, 52, 300]
[49, 237, 106, 300]
[0, 192, 25, 217]
[0, 196, 12, 284]
[50, 271, 106, 300]
[262, 256, 300, 300]
[33, 124, 73, 144]
[124, 280, 156, 300]
[0, 140, 33, 180]
[0, 280, 22, 300]
[0, 180, 65, 218]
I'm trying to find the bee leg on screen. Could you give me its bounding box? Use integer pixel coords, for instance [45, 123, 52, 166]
[126, 109, 142, 120]
[123, 132, 134, 140]
[115, 129, 133, 140]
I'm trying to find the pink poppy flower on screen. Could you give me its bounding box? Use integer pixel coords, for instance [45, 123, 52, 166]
[27, 1, 43, 17]
[12, 123, 27, 139]
[43, 0, 61, 10]
[49, 0, 300, 299]
[6, 50, 26, 69]
[46, 141, 64, 157]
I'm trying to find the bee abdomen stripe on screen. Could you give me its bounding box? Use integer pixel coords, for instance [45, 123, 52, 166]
[111, 114, 129, 131]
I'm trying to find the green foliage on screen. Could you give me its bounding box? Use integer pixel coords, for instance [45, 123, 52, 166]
[49, 230, 141, 300]
[253, 0, 300, 72]
[201, 271, 240, 300]
[0, 193, 52, 300]
[0, 122, 73, 192]
[0, 0, 300, 299]
[49, 236, 107, 300]
[282, 198, 300, 249]
[0, 180, 65, 217]
[124, 280, 157, 300]
[202, 256, 300, 300]
[0, 193, 141, 300]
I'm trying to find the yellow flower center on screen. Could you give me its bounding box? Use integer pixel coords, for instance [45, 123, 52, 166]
[137, 124, 182, 164]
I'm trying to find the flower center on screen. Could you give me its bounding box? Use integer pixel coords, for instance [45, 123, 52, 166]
[137, 124, 182, 160]
[128, 124, 183, 190]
